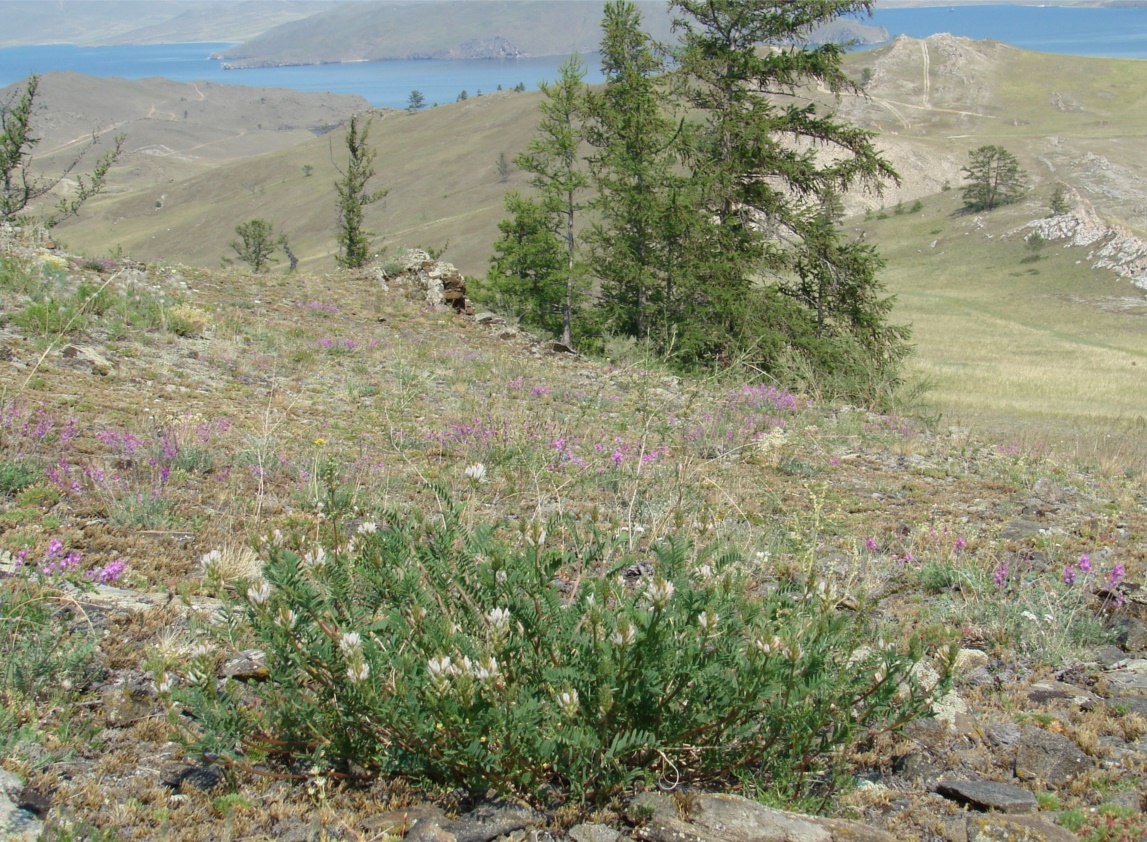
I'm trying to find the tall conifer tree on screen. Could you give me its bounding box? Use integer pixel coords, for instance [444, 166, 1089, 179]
[334, 115, 386, 269]
[586, 0, 687, 349]
[670, 0, 906, 371]
[488, 55, 589, 345]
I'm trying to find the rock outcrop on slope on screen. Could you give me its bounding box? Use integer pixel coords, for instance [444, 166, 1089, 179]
[380, 248, 474, 314]
[1026, 196, 1147, 290]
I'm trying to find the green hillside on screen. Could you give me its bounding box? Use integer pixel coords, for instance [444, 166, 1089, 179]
[50, 36, 1147, 450]
[1, 71, 369, 198]
[60, 88, 540, 273]
[2, 27, 1147, 842]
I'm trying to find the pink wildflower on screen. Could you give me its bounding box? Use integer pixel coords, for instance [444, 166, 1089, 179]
[993, 562, 1008, 588]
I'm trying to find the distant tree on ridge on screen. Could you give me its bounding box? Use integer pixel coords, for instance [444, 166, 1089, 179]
[961, 145, 1029, 212]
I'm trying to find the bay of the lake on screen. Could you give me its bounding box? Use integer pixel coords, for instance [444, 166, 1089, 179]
[0, 42, 608, 109]
[0, 5, 1143, 109]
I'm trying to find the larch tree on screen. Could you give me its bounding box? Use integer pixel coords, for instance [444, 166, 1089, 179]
[586, 0, 684, 348]
[488, 54, 590, 346]
[1, 74, 125, 227]
[961, 145, 1028, 211]
[486, 192, 567, 335]
[228, 218, 278, 272]
[485, 0, 912, 401]
[334, 114, 387, 269]
[669, 0, 904, 373]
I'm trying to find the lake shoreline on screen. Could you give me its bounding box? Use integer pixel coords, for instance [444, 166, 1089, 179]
[2, 6, 1143, 109]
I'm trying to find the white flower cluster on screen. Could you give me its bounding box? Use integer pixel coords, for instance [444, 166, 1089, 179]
[247, 580, 272, 606]
[697, 611, 719, 635]
[464, 463, 487, 483]
[555, 688, 579, 718]
[340, 631, 371, 684]
[755, 635, 800, 660]
[756, 427, 788, 453]
[815, 580, 838, 605]
[301, 546, 327, 570]
[646, 577, 675, 610]
[347, 662, 371, 683]
[427, 654, 500, 688]
[39, 252, 69, 272]
[611, 618, 637, 648]
[467, 656, 500, 682]
[200, 549, 223, 572]
[486, 607, 511, 639]
[339, 632, 362, 657]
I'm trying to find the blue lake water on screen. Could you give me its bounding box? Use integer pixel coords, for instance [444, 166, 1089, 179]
[0, 6, 1144, 109]
[0, 42, 607, 108]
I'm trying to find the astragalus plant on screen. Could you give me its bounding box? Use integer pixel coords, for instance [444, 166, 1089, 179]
[182, 485, 952, 803]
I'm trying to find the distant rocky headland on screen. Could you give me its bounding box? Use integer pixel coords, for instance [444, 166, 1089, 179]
[212, 1, 888, 68]
[217, 35, 529, 67]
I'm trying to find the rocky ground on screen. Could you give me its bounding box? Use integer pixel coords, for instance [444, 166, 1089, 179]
[0, 230, 1145, 841]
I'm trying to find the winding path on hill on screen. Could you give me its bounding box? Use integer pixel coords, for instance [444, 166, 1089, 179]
[38, 120, 130, 157]
[921, 40, 931, 108]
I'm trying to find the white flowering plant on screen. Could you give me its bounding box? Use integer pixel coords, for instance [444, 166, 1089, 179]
[181, 488, 953, 803]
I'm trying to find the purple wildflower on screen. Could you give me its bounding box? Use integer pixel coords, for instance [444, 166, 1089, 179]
[87, 559, 127, 584]
[1078, 554, 1092, 573]
[865, 537, 879, 552]
[993, 562, 1008, 588]
[1063, 566, 1076, 586]
[1106, 564, 1125, 587]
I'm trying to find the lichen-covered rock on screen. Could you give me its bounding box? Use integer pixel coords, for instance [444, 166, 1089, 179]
[964, 813, 1079, 842]
[387, 249, 474, 314]
[1013, 726, 1093, 786]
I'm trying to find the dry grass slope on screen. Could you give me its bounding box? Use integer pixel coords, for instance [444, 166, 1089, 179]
[50, 37, 1147, 452]
[0, 228, 1144, 839]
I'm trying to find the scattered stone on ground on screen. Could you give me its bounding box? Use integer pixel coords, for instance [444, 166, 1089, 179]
[936, 780, 1038, 814]
[1013, 726, 1094, 786]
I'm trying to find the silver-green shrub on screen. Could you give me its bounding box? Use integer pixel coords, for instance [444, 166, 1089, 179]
[183, 489, 951, 802]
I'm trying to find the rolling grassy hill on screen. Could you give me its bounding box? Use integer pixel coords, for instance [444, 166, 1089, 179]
[58, 87, 539, 272]
[854, 188, 1147, 456]
[214, 1, 887, 66]
[2, 72, 369, 198]
[1, 30, 1146, 839]
[48, 36, 1147, 453]
[0, 1, 328, 48]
